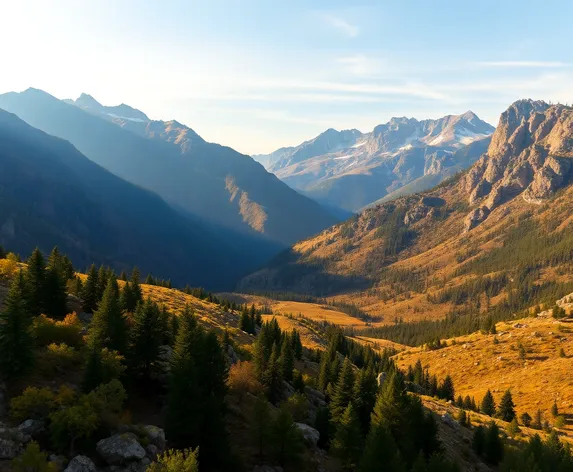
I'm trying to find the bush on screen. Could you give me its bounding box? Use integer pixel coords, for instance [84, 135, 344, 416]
[0, 258, 18, 282]
[11, 387, 56, 422]
[11, 441, 56, 472]
[100, 348, 126, 381]
[228, 361, 261, 401]
[39, 343, 82, 374]
[147, 448, 199, 472]
[32, 314, 83, 348]
[284, 393, 310, 423]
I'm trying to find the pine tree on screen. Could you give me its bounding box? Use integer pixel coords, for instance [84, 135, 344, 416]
[551, 401, 559, 417]
[0, 272, 34, 378]
[520, 412, 532, 427]
[439, 375, 455, 401]
[314, 406, 331, 450]
[292, 329, 303, 359]
[88, 276, 126, 353]
[481, 389, 496, 417]
[269, 406, 304, 468]
[82, 347, 104, 392]
[331, 403, 363, 471]
[330, 358, 355, 424]
[130, 267, 143, 306]
[128, 299, 161, 380]
[119, 271, 127, 281]
[252, 395, 271, 457]
[484, 422, 504, 464]
[498, 389, 516, 422]
[158, 306, 171, 345]
[353, 367, 378, 434]
[472, 425, 485, 456]
[239, 310, 254, 334]
[96, 265, 109, 301]
[24, 248, 46, 316]
[263, 343, 283, 404]
[82, 264, 99, 313]
[279, 337, 295, 382]
[359, 423, 404, 472]
[43, 266, 68, 320]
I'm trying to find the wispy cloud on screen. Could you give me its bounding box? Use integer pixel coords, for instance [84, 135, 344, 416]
[473, 61, 570, 68]
[318, 13, 359, 38]
[336, 54, 386, 77]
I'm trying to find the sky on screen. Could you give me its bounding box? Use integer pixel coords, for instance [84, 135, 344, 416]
[1, 0, 573, 155]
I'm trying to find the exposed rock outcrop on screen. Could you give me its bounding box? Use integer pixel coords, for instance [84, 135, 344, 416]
[463, 100, 573, 228]
[96, 433, 146, 465]
[295, 423, 320, 447]
[64, 455, 97, 472]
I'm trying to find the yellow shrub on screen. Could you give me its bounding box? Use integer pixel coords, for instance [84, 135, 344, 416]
[11, 387, 56, 422]
[0, 258, 18, 282]
[39, 343, 82, 374]
[148, 448, 199, 472]
[32, 314, 83, 348]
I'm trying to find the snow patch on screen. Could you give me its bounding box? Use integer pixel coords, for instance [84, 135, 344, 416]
[352, 140, 366, 148]
[106, 113, 146, 123]
[334, 154, 353, 160]
[429, 135, 445, 146]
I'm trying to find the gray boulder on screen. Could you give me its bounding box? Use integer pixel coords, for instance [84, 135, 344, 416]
[64, 455, 97, 472]
[0, 438, 22, 459]
[18, 419, 45, 436]
[295, 423, 320, 447]
[96, 433, 146, 465]
[377, 372, 387, 387]
[140, 425, 166, 452]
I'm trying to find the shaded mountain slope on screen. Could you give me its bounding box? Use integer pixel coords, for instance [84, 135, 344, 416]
[0, 108, 268, 289]
[240, 100, 573, 326]
[0, 89, 337, 246]
[257, 112, 494, 211]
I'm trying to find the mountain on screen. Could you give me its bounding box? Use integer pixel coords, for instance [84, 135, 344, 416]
[0, 89, 337, 247]
[239, 100, 573, 330]
[0, 108, 272, 289]
[257, 112, 494, 212]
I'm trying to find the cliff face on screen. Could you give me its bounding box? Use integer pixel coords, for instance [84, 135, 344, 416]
[463, 100, 573, 230]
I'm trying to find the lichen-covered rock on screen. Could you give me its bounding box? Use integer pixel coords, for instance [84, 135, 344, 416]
[295, 423, 320, 447]
[96, 433, 146, 465]
[18, 419, 45, 437]
[0, 438, 22, 459]
[64, 455, 97, 472]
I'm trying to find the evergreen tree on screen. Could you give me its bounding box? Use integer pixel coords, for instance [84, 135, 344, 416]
[269, 406, 304, 468]
[24, 248, 46, 316]
[484, 422, 504, 464]
[292, 370, 305, 393]
[330, 358, 355, 424]
[331, 403, 363, 471]
[88, 276, 126, 353]
[263, 343, 283, 404]
[82, 264, 99, 313]
[82, 347, 104, 392]
[128, 299, 161, 380]
[551, 401, 559, 417]
[239, 310, 254, 334]
[43, 266, 68, 319]
[279, 336, 295, 382]
[291, 329, 303, 359]
[520, 412, 532, 427]
[96, 265, 109, 301]
[252, 395, 271, 457]
[498, 389, 516, 422]
[481, 389, 496, 417]
[359, 423, 404, 472]
[353, 367, 378, 434]
[130, 267, 143, 306]
[438, 375, 455, 401]
[472, 425, 485, 456]
[158, 306, 171, 345]
[0, 272, 34, 378]
[314, 406, 331, 450]
[119, 271, 127, 281]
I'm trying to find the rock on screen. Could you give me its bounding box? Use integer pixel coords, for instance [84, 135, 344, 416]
[464, 206, 490, 231]
[64, 455, 97, 472]
[305, 387, 327, 408]
[0, 424, 31, 444]
[226, 344, 240, 365]
[146, 444, 159, 459]
[441, 413, 456, 427]
[404, 204, 429, 226]
[0, 438, 22, 459]
[96, 433, 146, 465]
[18, 419, 45, 436]
[140, 425, 166, 452]
[282, 380, 295, 399]
[377, 372, 387, 387]
[295, 423, 320, 447]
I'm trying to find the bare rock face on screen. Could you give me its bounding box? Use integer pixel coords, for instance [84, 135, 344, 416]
[463, 100, 573, 229]
[464, 207, 490, 232]
[96, 433, 146, 465]
[295, 423, 320, 447]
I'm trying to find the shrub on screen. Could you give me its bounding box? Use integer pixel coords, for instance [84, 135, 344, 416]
[147, 448, 199, 472]
[11, 387, 56, 422]
[284, 392, 310, 423]
[0, 258, 18, 282]
[228, 361, 261, 401]
[32, 314, 83, 348]
[555, 415, 566, 429]
[11, 441, 56, 472]
[100, 348, 126, 381]
[520, 412, 532, 427]
[39, 343, 82, 374]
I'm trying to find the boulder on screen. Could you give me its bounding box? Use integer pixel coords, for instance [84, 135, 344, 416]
[464, 206, 490, 232]
[295, 423, 320, 447]
[140, 425, 166, 452]
[18, 419, 45, 437]
[64, 455, 97, 472]
[377, 372, 387, 387]
[96, 433, 146, 465]
[441, 413, 456, 428]
[0, 438, 22, 459]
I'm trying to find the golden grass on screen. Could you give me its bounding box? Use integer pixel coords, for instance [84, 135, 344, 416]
[395, 314, 573, 436]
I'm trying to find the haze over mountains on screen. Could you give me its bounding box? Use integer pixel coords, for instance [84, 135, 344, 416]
[0, 89, 337, 248]
[255, 112, 494, 212]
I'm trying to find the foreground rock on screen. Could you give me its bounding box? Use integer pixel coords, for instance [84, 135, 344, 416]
[64, 455, 97, 472]
[295, 423, 320, 447]
[0, 438, 22, 459]
[96, 432, 146, 465]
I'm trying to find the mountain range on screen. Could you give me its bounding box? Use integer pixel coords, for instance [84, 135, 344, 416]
[0, 89, 337, 249]
[240, 100, 573, 322]
[254, 112, 494, 212]
[0, 108, 255, 289]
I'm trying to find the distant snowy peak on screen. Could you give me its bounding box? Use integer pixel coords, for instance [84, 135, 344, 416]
[65, 93, 150, 123]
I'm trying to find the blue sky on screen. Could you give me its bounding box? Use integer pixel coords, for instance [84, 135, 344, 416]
[1, 0, 573, 154]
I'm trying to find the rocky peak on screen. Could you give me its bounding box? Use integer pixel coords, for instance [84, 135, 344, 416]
[75, 93, 103, 108]
[463, 101, 573, 230]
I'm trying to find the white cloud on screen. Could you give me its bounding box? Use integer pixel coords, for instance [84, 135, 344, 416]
[318, 13, 359, 38]
[473, 61, 570, 68]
